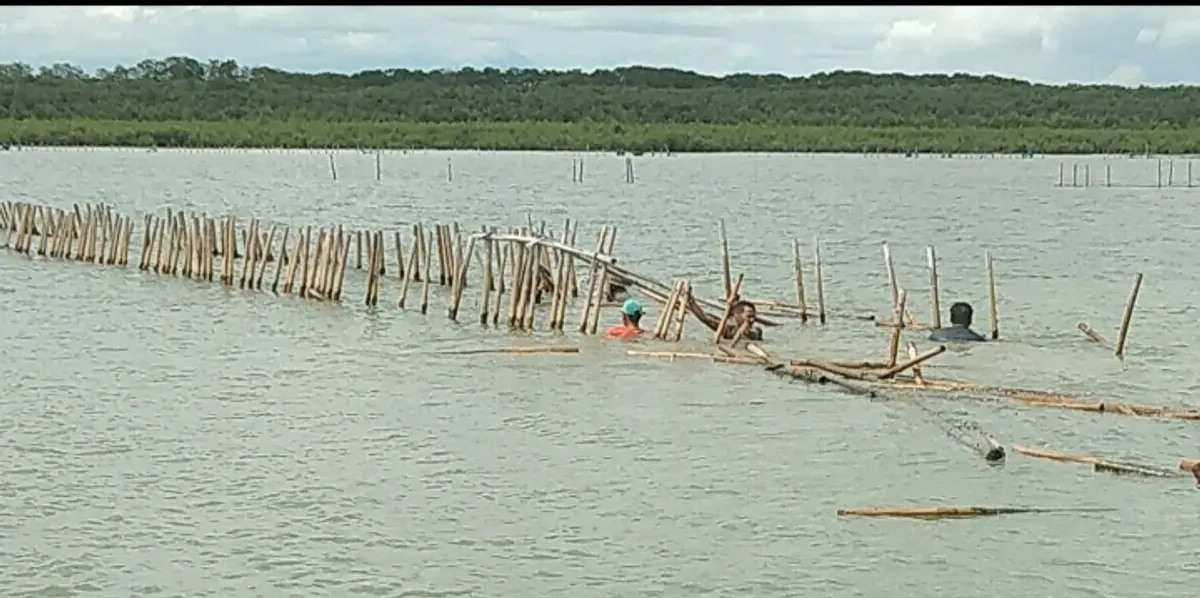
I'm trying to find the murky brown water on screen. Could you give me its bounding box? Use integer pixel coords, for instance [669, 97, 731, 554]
[1, 149, 1197, 597]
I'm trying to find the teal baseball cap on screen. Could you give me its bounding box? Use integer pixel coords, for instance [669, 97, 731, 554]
[621, 298, 643, 317]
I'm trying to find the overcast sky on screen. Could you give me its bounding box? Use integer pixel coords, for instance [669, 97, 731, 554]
[2, 6, 1200, 86]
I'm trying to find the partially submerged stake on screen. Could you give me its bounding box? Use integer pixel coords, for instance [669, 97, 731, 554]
[927, 246, 942, 329]
[1114, 273, 1143, 361]
[985, 250, 999, 340]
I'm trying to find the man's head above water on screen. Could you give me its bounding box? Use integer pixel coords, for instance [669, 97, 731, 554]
[949, 302, 974, 327]
[621, 298, 644, 326]
[733, 300, 757, 325]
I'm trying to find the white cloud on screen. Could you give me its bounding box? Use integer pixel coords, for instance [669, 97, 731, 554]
[1, 6, 1200, 85]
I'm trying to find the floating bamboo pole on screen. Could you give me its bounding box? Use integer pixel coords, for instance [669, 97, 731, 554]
[435, 346, 580, 356]
[836, 506, 1115, 519]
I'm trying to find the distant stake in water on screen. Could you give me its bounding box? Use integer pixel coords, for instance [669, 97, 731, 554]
[328, 153, 337, 181]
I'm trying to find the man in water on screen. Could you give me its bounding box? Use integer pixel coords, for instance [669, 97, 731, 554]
[604, 298, 646, 340]
[684, 289, 763, 341]
[928, 301, 987, 342]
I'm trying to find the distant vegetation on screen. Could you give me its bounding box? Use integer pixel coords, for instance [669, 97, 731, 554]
[0, 56, 1197, 153]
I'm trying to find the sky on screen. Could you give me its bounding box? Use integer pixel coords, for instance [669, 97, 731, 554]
[2, 6, 1200, 86]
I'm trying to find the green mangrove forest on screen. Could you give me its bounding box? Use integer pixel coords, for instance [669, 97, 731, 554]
[1, 56, 1198, 153]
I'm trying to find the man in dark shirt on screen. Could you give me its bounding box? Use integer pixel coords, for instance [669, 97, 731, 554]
[928, 302, 987, 342]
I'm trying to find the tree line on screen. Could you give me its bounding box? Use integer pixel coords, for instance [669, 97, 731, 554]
[2, 56, 1199, 128]
[0, 56, 1198, 152]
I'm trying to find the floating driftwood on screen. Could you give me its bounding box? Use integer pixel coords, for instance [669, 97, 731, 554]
[434, 346, 580, 356]
[1013, 445, 1183, 479]
[836, 506, 1116, 519]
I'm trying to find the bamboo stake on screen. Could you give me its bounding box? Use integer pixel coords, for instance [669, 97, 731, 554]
[719, 219, 732, 300]
[792, 238, 808, 322]
[986, 250, 999, 339]
[712, 273, 745, 344]
[927, 246, 942, 329]
[814, 238, 826, 324]
[1114, 273, 1143, 361]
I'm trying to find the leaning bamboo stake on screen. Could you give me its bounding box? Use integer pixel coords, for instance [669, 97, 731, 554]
[671, 282, 690, 342]
[587, 228, 617, 335]
[1114, 273, 1143, 360]
[792, 239, 808, 322]
[906, 342, 925, 385]
[480, 231, 494, 324]
[712, 273, 745, 344]
[986, 250, 999, 339]
[419, 228, 433, 314]
[398, 229, 420, 309]
[719, 219, 732, 300]
[255, 225, 276, 289]
[491, 239, 508, 326]
[394, 231, 405, 279]
[333, 231, 352, 301]
[522, 241, 540, 330]
[272, 227, 290, 293]
[813, 238, 826, 324]
[836, 506, 1115, 519]
[882, 243, 899, 309]
[578, 226, 609, 333]
[886, 289, 908, 368]
[654, 281, 683, 339]
[448, 238, 476, 320]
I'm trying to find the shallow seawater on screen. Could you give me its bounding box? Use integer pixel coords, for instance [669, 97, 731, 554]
[1, 148, 1197, 597]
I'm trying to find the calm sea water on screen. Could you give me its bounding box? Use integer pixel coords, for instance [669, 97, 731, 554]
[1, 149, 1197, 598]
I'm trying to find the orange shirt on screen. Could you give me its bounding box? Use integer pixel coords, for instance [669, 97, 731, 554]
[604, 324, 644, 340]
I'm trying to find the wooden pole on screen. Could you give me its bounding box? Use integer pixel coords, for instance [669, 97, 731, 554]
[1114, 273, 1143, 361]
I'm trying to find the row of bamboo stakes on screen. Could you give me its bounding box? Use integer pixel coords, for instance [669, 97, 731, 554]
[0, 201, 134, 265]
[2, 200, 744, 338]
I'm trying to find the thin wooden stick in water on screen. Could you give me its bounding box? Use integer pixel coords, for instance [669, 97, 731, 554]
[986, 250, 999, 339]
[719, 219, 732, 300]
[792, 238, 808, 323]
[814, 237, 826, 324]
[927, 246, 942, 329]
[420, 228, 433, 314]
[883, 243, 898, 309]
[434, 346, 580, 356]
[398, 228, 420, 308]
[480, 231, 494, 325]
[887, 289, 908, 368]
[272, 228, 290, 293]
[712, 273, 745, 345]
[578, 226, 609, 333]
[1114, 273, 1143, 361]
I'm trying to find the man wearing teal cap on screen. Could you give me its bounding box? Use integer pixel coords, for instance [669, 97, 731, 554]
[604, 298, 646, 340]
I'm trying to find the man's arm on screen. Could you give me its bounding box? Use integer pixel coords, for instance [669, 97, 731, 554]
[685, 291, 724, 332]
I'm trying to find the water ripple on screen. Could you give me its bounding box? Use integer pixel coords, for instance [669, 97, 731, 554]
[0, 151, 1196, 597]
